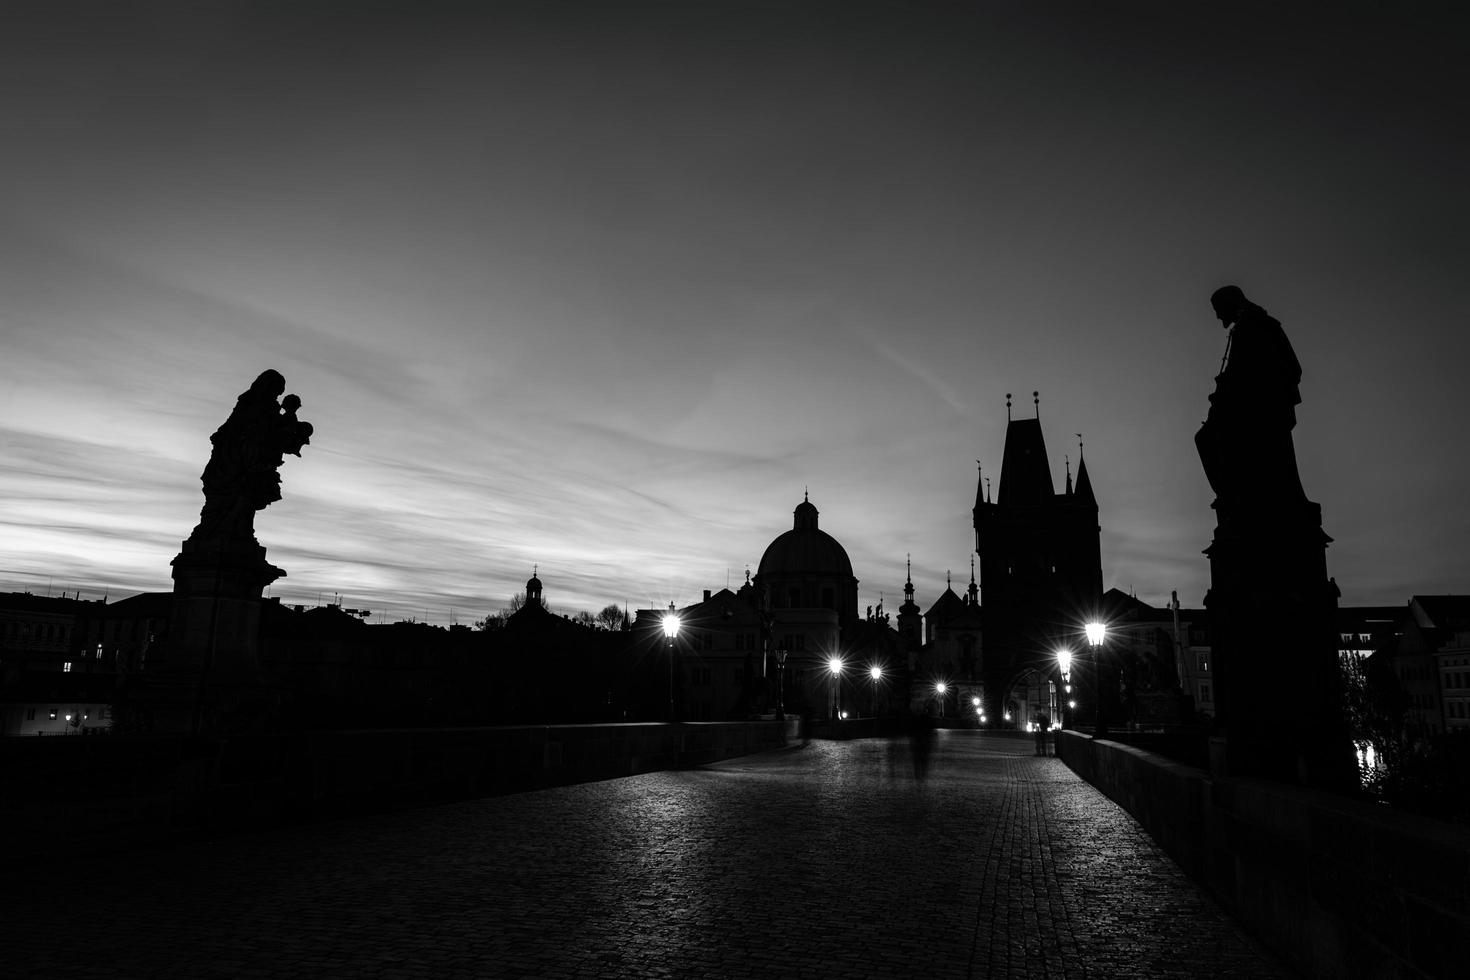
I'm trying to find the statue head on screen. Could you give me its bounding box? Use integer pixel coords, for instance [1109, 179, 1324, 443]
[282, 393, 301, 413]
[251, 369, 287, 399]
[1210, 285, 1248, 328]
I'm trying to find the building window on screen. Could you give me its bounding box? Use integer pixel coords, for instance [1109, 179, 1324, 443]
[26, 708, 35, 721]
[1198, 682, 1212, 704]
[62, 662, 72, 672]
[1197, 652, 1210, 672]
[49, 709, 57, 720]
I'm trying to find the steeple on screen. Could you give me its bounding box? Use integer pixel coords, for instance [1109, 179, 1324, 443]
[525, 565, 543, 609]
[975, 461, 985, 510]
[967, 556, 979, 605]
[1074, 439, 1096, 506]
[896, 553, 922, 647]
[1065, 454, 1073, 495]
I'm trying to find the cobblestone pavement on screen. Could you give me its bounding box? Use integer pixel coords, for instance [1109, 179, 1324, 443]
[3, 732, 1295, 979]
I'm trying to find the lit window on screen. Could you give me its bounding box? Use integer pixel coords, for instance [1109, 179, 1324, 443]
[48, 709, 57, 720]
[62, 662, 72, 672]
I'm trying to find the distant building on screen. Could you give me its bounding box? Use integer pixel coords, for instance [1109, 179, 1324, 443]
[752, 494, 857, 717]
[0, 591, 119, 735]
[635, 584, 764, 722]
[1394, 596, 1470, 739]
[1437, 629, 1470, 734]
[973, 406, 1103, 726]
[1173, 604, 1215, 719]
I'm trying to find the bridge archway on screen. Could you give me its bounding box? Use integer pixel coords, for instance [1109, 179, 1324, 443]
[996, 662, 1062, 731]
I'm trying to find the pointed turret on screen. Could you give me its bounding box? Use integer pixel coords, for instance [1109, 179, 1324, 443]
[1074, 451, 1096, 506]
[896, 554, 922, 648]
[966, 556, 979, 606]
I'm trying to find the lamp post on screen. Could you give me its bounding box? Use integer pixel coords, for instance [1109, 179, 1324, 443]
[935, 681, 947, 719]
[1085, 621, 1107, 736]
[662, 603, 680, 723]
[1057, 648, 1073, 729]
[773, 647, 789, 721]
[827, 656, 844, 720]
[869, 665, 882, 718]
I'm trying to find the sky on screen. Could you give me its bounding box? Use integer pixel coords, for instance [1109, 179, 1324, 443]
[1, 1, 1465, 624]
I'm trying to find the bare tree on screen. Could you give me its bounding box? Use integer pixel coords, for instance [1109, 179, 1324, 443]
[595, 603, 624, 631]
[474, 591, 528, 630]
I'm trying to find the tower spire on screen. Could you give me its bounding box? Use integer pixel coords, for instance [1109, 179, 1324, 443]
[967, 556, 979, 605]
[1074, 436, 1096, 505]
[1006, 392, 1012, 421]
[1033, 390, 1039, 418]
[1065, 453, 1073, 495]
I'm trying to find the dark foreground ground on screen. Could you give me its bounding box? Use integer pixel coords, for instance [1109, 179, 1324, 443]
[2, 731, 1293, 979]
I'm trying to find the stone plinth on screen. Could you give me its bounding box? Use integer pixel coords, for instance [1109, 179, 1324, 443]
[1204, 501, 1357, 791]
[140, 536, 285, 734]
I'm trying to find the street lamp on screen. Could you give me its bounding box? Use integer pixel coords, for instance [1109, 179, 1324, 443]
[869, 665, 883, 718]
[662, 603, 680, 723]
[1057, 649, 1073, 728]
[1085, 621, 1107, 736]
[828, 656, 844, 719]
[773, 647, 789, 721]
[935, 680, 947, 719]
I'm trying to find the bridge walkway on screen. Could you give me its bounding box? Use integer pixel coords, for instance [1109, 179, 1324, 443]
[2, 731, 1293, 978]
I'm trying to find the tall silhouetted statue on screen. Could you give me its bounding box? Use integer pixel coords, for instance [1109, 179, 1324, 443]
[1195, 288, 1355, 792]
[143, 370, 313, 734]
[195, 370, 314, 542]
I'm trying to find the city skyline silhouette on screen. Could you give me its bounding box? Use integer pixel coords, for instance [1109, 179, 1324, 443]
[2, 2, 1465, 623]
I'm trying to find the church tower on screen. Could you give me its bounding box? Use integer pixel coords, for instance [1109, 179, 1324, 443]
[896, 556, 922, 650]
[973, 393, 1102, 723]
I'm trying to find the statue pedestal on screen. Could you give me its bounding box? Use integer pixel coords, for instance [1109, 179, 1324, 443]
[140, 536, 285, 734]
[1204, 501, 1357, 792]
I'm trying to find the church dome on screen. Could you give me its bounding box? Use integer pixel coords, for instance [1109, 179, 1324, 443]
[757, 496, 855, 581]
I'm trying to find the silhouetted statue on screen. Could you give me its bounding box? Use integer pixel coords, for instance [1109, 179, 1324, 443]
[194, 369, 313, 541]
[1194, 285, 1306, 514]
[1194, 287, 1355, 792]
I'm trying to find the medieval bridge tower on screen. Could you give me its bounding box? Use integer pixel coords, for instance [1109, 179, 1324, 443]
[973, 397, 1102, 724]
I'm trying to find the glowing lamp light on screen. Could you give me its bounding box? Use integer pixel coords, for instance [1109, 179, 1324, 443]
[1057, 649, 1073, 679]
[1004, 711, 1011, 722]
[971, 696, 981, 707]
[662, 612, 681, 639]
[935, 682, 947, 695]
[828, 656, 844, 675]
[1085, 621, 1107, 648]
[1068, 699, 1076, 709]
[869, 666, 883, 681]
[839, 710, 847, 720]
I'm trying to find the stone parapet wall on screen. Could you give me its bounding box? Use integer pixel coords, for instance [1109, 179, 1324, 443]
[1058, 729, 1466, 980]
[1, 720, 797, 868]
